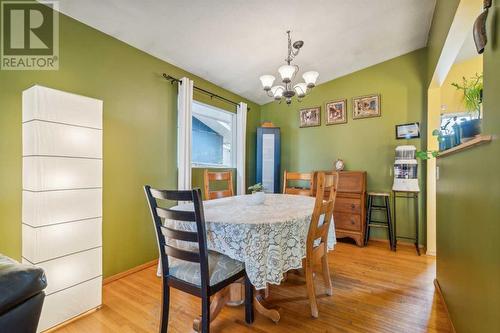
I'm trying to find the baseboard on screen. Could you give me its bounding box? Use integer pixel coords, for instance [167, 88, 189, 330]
[369, 237, 425, 249]
[434, 279, 456, 333]
[103, 259, 158, 285]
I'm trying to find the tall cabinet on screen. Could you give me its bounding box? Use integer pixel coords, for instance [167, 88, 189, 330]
[256, 127, 281, 193]
[22, 85, 103, 331]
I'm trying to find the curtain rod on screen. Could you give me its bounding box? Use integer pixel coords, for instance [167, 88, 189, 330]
[162, 73, 250, 111]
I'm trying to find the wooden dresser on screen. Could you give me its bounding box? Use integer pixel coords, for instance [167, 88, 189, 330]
[314, 171, 367, 246]
[334, 171, 367, 246]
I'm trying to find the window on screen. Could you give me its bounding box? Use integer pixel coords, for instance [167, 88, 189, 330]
[192, 101, 236, 168]
[439, 112, 475, 135]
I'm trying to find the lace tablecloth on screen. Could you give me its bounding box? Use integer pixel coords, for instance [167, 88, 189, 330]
[165, 193, 336, 290]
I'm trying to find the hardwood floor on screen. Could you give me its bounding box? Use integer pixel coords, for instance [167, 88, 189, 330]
[53, 241, 451, 333]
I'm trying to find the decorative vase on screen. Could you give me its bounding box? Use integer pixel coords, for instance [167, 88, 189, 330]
[440, 134, 454, 151]
[250, 191, 265, 205]
[459, 119, 481, 143]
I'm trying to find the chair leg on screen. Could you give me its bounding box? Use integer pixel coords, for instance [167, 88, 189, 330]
[304, 264, 319, 318]
[321, 247, 333, 296]
[201, 295, 210, 333]
[159, 283, 169, 333]
[244, 274, 254, 324]
[364, 195, 372, 246]
[386, 196, 395, 251]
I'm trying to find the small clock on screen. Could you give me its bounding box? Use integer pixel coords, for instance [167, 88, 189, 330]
[335, 159, 345, 171]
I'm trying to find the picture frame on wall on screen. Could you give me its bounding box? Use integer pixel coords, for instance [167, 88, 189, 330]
[396, 122, 420, 139]
[352, 94, 381, 119]
[299, 106, 321, 128]
[325, 99, 347, 125]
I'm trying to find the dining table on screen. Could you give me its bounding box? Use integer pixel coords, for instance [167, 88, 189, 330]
[164, 193, 336, 325]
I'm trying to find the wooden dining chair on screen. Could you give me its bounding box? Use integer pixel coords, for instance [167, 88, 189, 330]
[283, 170, 313, 196]
[303, 171, 339, 318]
[144, 186, 253, 333]
[203, 170, 234, 200]
[311, 170, 337, 199]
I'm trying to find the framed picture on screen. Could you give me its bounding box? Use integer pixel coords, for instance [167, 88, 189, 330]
[299, 106, 321, 128]
[325, 99, 347, 125]
[352, 94, 381, 119]
[396, 122, 420, 139]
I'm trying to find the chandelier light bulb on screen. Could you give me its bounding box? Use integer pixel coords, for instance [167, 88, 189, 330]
[259, 75, 275, 91]
[271, 86, 285, 100]
[293, 83, 308, 98]
[303, 71, 319, 88]
[278, 65, 296, 83]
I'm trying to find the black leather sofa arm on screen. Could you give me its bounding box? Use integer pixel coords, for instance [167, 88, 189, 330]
[0, 255, 47, 333]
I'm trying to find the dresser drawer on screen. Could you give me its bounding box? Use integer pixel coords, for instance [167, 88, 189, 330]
[338, 172, 365, 193]
[335, 197, 362, 214]
[334, 212, 362, 231]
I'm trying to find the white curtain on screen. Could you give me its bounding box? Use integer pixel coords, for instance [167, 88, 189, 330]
[177, 77, 194, 190]
[236, 102, 248, 195]
[158, 77, 194, 277]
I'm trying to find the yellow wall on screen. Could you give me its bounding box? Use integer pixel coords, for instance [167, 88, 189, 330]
[441, 56, 483, 114]
[426, 55, 482, 255]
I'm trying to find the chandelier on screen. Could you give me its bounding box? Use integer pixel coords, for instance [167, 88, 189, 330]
[259, 31, 319, 105]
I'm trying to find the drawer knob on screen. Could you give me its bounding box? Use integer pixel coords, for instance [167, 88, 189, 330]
[351, 204, 355, 209]
[351, 219, 355, 224]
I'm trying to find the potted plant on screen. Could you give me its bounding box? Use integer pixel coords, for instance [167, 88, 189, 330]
[451, 73, 483, 142]
[248, 183, 265, 205]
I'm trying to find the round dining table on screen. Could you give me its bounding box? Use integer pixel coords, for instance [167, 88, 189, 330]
[165, 193, 336, 324]
[168, 193, 336, 289]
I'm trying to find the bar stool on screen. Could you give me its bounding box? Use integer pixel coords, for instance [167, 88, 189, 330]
[365, 192, 395, 250]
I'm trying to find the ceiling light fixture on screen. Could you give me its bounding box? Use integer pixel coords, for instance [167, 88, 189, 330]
[259, 31, 318, 105]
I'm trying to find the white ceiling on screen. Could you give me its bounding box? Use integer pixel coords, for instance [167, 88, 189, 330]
[57, 0, 436, 105]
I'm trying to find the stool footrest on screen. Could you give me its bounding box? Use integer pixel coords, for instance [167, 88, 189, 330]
[368, 223, 389, 228]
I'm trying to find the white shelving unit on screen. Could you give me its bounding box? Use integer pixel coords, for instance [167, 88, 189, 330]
[22, 85, 103, 332]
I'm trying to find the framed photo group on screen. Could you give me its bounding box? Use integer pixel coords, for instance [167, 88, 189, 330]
[299, 94, 381, 128]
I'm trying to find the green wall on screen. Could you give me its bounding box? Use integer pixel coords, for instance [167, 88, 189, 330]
[436, 1, 500, 332]
[0, 7, 260, 277]
[260, 49, 428, 244]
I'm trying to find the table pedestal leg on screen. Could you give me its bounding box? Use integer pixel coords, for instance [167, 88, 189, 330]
[254, 289, 280, 323]
[227, 279, 245, 306]
[193, 287, 229, 332]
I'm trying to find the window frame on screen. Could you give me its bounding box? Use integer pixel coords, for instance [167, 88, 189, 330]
[191, 101, 237, 169]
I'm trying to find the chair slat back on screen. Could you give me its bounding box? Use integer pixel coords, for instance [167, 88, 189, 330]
[203, 170, 234, 200]
[144, 186, 210, 288]
[307, 172, 339, 254]
[283, 170, 313, 196]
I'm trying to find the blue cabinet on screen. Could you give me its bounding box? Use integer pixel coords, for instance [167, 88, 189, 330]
[256, 127, 281, 193]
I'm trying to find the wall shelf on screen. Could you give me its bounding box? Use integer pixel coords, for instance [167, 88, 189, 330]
[438, 135, 493, 157]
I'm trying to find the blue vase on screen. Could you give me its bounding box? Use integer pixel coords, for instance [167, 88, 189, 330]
[459, 119, 481, 143]
[440, 135, 454, 151]
[452, 124, 461, 147]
